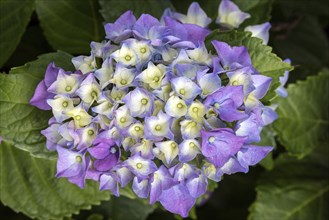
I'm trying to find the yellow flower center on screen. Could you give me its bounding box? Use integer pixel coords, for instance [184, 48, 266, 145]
[75, 156, 82, 163]
[65, 86, 72, 92]
[155, 125, 161, 131]
[125, 55, 132, 61]
[208, 136, 215, 143]
[91, 91, 98, 98]
[189, 142, 196, 148]
[153, 76, 160, 82]
[141, 98, 148, 105]
[136, 163, 143, 169]
[120, 117, 126, 123]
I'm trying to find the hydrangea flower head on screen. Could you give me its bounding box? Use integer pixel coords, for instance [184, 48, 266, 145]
[30, 2, 286, 217]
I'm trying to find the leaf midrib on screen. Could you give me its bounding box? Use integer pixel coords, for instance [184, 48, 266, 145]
[283, 184, 329, 220]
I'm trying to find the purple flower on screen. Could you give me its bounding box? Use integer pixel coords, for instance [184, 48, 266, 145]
[235, 108, 264, 143]
[56, 146, 89, 188]
[170, 2, 212, 27]
[30, 7, 283, 218]
[164, 16, 210, 48]
[41, 123, 64, 151]
[218, 145, 273, 175]
[276, 59, 291, 97]
[123, 153, 157, 178]
[186, 171, 208, 198]
[115, 166, 134, 187]
[105, 11, 136, 43]
[133, 14, 169, 46]
[212, 40, 251, 72]
[30, 63, 63, 110]
[245, 75, 272, 110]
[227, 67, 255, 95]
[149, 165, 174, 204]
[132, 177, 150, 198]
[236, 145, 273, 170]
[178, 139, 201, 162]
[201, 128, 246, 167]
[123, 87, 155, 118]
[171, 163, 198, 182]
[216, 0, 250, 29]
[204, 86, 246, 122]
[245, 22, 271, 45]
[100, 172, 120, 196]
[197, 69, 222, 97]
[159, 183, 196, 217]
[144, 111, 174, 141]
[88, 138, 120, 171]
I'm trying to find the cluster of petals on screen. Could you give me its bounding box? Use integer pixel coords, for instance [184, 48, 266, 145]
[30, 1, 287, 217]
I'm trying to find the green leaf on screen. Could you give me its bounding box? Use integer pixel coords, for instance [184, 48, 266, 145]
[99, 0, 174, 22]
[248, 145, 329, 220]
[206, 30, 292, 101]
[36, 0, 104, 54]
[274, 70, 329, 158]
[107, 197, 155, 220]
[74, 197, 155, 220]
[0, 0, 35, 67]
[4, 25, 53, 68]
[272, 16, 329, 82]
[0, 52, 74, 159]
[0, 141, 110, 219]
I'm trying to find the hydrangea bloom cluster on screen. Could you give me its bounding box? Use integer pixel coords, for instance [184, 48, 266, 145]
[30, 1, 285, 217]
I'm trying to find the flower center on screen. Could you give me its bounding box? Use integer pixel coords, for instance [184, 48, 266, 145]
[208, 136, 215, 143]
[62, 101, 68, 107]
[214, 102, 220, 109]
[75, 156, 82, 163]
[110, 147, 117, 154]
[125, 55, 132, 61]
[192, 107, 198, 112]
[177, 103, 184, 109]
[179, 89, 185, 95]
[65, 86, 72, 92]
[134, 126, 141, 131]
[140, 47, 147, 54]
[120, 117, 126, 123]
[153, 76, 160, 82]
[232, 80, 239, 86]
[155, 125, 161, 131]
[136, 163, 143, 169]
[88, 130, 94, 135]
[91, 91, 98, 98]
[120, 79, 127, 85]
[75, 115, 81, 121]
[189, 142, 196, 148]
[141, 98, 148, 105]
[171, 143, 176, 148]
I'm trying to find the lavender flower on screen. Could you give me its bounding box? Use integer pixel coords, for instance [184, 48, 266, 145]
[30, 2, 283, 217]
